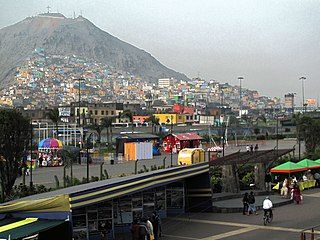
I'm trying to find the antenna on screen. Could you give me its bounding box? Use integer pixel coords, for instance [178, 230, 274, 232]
[46, 6, 51, 13]
[80, 10, 83, 17]
[73, 11, 76, 19]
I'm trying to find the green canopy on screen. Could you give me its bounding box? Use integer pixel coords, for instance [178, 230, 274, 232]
[315, 159, 320, 164]
[297, 159, 320, 169]
[270, 161, 308, 173]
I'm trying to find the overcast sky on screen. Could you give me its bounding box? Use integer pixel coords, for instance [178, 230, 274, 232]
[1, 0, 319, 104]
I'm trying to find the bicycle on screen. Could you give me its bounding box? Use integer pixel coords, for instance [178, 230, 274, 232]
[263, 210, 273, 225]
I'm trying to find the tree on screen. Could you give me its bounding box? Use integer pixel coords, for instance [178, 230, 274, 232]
[145, 115, 160, 134]
[101, 116, 115, 147]
[88, 123, 105, 148]
[0, 109, 30, 198]
[61, 146, 79, 186]
[46, 107, 60, 139]
[121, 109, 134, 133]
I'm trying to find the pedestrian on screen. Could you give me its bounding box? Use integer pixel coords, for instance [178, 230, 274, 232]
[146, 217, 154, 240]
[139, 218, 150, 240]
[38, 155, 43, 168]
[248, 191, 258, 215]
[250, 144, 253, 152]
[314, 172, 320, 187]
[242, 192, 250, 216]
[265, 171, 272, 192]
[151, 211, 161, 240]
[131, 219, 140, 240]
[246, 145, 250, 152]
[254, 144, 259, 151]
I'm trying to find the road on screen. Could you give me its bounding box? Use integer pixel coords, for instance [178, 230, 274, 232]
[161, 187, 320, 240]
[16, 140, 304, 189]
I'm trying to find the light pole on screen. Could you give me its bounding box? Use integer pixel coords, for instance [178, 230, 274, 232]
[86, 132, 93, 183]
[299, 76, 306, 113]
[74, 77, 84, 163]
[30, 122, 33, 188]
[167, 115, 174, 167]
[276, 112, 279, 159]
[238, 76, 244, 120]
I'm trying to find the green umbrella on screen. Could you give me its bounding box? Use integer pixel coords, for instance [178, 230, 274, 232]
[297, 159, 320, 169]
[315, 159, 320, 164]
[270, 161, 308, 173]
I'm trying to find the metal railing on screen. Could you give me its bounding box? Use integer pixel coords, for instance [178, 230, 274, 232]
[301, 225, 320, 240]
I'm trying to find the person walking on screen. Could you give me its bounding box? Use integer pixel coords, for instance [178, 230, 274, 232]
[242, 192, 250, 216]
[248, 191, 258, 215]
[131, 219, 140, 240]
[265, 171, 272, 192]
[151, 211, 161, 240]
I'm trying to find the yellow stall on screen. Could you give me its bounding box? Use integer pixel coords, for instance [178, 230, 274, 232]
[178, 148, 205, 165]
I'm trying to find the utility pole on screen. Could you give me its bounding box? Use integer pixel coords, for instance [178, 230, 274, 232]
[299, 76, 306, 113]
[238, 76, 244, 120]
[30, 122, 33, 188]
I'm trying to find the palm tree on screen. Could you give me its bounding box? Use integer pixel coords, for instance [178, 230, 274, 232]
[121, 109, 134, 133]
[46, 107, 60, 139]
[145, 115, 160, 134]
[61, 146, 78, 186]
[256, 115, 267, 126]
[101, 116, 115, 147]
[88, 123, 105, 149]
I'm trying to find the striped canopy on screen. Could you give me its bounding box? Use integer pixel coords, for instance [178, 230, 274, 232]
[38, 138, 63, 150]
[270, 161, 308, 173]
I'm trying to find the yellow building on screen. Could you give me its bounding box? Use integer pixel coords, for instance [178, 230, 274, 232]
[153, 113, 186, 125]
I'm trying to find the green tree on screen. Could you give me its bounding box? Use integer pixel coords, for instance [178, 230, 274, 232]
[0, 109, 30, 198]
[46, 107, 60, 139]
[88, 123, 105, 148]
[145, 115, 160, 134]
[61, 146, 78, 186]
[121, 109, 134, 133]
[101, 116, 115, 147]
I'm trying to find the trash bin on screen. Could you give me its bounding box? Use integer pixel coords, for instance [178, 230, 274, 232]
[110, 159, 114, 165]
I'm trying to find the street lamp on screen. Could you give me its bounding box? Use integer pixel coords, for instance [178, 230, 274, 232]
[30, 122, 33, 188]
[86, 132, 93, 183]
[238, 76, 244, 120]
[299, 76, 306, 113]
[166, 115, 174, 167]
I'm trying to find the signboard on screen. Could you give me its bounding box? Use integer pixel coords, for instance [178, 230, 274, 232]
[58, 107, 71, 117]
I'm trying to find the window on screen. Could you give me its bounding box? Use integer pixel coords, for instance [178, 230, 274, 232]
[101, 110, 104, 115]
[111, 111, 114, 115]
[106, 111, 109, 115]
[95, 110, 98, 115]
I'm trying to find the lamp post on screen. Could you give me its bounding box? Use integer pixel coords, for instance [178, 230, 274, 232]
[276, 113, 279, 159]
[74, 77, 84, 162]
[86, 132, 93, 183]
[167, 115, 174, 167]
[238, 76, 244, 120]
[299, 76, 306, 113]
[30, 122, 33, 188]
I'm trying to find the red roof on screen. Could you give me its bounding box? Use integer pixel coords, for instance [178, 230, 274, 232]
[173, 133, 203, 140]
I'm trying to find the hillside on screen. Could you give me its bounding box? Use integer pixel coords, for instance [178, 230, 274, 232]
[0, 13, 188, 88]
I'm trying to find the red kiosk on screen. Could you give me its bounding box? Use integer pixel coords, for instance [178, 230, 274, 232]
[163, 133, 203, 153]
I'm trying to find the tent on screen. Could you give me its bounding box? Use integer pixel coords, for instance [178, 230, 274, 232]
[297, 159, 320, 169]
[270, 161, 308, 173]
[315, 159, 320, 164]
[38, 138, 63, 150]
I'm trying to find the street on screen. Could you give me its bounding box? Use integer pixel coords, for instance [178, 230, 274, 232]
[16, 140, 303, 189]
[161, 187, 320, 240]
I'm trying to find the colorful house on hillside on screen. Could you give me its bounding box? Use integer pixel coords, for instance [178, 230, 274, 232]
[163, 133, 203, 153]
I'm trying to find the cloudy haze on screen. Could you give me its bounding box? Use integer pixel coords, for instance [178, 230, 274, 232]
[1, 0, 319, 104]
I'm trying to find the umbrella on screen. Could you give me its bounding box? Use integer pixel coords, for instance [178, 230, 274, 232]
[315, 159, 320, 164]
[297, 159, 320, 169]
[270, 161, 308, 173]
[38, 138, 63, 150]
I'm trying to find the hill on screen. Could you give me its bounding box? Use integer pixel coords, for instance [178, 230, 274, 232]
[0, 13, 188, 88]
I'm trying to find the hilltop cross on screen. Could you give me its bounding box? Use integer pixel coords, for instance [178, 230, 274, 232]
[46, 6, 51, 13]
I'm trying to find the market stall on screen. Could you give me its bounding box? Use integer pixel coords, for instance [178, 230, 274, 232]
[38, 138, 64, 167]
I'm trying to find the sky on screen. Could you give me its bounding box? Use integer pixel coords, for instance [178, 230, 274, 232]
[1, 0, 319, 104]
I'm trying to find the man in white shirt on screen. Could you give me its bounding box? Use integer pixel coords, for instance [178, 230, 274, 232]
[263, 196, 273, 218]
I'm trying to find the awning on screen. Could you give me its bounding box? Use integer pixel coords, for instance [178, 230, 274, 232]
[270, 161, 308, 173]
[0, 218, 65, 240]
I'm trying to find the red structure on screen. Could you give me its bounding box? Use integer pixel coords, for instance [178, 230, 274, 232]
[163, 133, 203, 153]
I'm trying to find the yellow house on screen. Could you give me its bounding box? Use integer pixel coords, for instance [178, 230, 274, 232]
[153, 113, 186, 125]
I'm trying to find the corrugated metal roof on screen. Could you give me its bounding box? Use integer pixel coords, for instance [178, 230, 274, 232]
[173, 132, 203, 140]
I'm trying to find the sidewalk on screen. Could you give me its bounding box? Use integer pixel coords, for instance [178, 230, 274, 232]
[212, 191, 292, 213]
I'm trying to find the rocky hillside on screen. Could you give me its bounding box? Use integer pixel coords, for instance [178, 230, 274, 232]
[0, 13, 188, 88]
